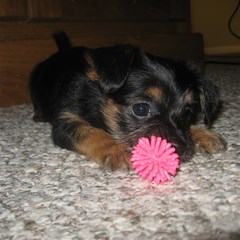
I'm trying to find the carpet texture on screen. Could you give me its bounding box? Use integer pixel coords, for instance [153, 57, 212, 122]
[0, 64, 240, 240]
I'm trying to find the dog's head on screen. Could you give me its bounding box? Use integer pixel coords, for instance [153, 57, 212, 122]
[86, 45, 219, 162]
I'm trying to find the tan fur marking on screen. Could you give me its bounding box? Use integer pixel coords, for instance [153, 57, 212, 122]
[185, 91, 194, 103]
[102, 99, 123, 140]
[60, 111, 84, 122]
[191, 126, 226, 154]
[60, 111, 130, 170]
[87, 68, 99, 81]
[146, 86, 162, 101]
[84, 53, 99, 81]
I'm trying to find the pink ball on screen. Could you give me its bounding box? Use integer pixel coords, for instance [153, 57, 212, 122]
[131, 136, 180, 184]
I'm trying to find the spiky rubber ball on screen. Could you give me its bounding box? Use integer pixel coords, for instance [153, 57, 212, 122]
[131, 136, 180, 184]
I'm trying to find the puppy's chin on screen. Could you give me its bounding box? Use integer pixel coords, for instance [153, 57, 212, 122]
[124, 122, 194, 162]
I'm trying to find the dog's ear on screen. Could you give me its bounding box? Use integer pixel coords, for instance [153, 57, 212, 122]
[198, 77, 219, 125]
[93, 45, 139, 93]
[186, 63, 219, 125]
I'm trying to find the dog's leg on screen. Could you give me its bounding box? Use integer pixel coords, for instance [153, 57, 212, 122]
[190, 126, 227, 154]
[52, 112, 131, 170]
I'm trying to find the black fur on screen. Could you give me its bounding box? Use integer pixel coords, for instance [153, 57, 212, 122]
[29, 32, 222, 164]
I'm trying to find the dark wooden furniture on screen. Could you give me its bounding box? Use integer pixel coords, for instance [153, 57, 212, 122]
[0, 0, 203, 107]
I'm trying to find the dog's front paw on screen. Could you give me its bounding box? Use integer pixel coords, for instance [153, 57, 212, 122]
[71, 123, 131, 171]
[100, 143, 131, 171]
[191, 126, 227, 154]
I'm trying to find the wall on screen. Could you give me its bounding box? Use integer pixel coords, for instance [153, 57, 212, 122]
[0, 0, 204, 107]
[191, 0, 240, 55]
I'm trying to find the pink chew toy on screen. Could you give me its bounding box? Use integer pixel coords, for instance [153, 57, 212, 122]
[131, 136, 180, 184]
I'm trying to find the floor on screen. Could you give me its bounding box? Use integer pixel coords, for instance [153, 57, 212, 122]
[0, 63, 239, 240]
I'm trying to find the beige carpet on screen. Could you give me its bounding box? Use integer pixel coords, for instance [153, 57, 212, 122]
[0, 64, 239, 240]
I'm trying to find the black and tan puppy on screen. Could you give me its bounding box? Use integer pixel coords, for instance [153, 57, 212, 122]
[29, 32, 226, 170]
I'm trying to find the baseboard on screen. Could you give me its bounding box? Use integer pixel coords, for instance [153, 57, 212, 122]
[204, 45, 240, 56]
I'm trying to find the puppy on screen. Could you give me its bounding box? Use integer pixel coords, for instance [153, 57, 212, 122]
[29, 32, 226, 170]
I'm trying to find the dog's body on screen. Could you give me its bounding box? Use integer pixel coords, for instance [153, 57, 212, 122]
[30, 32, 226, 170]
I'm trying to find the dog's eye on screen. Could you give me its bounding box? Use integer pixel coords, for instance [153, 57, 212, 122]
[132, 103, 150, 117]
